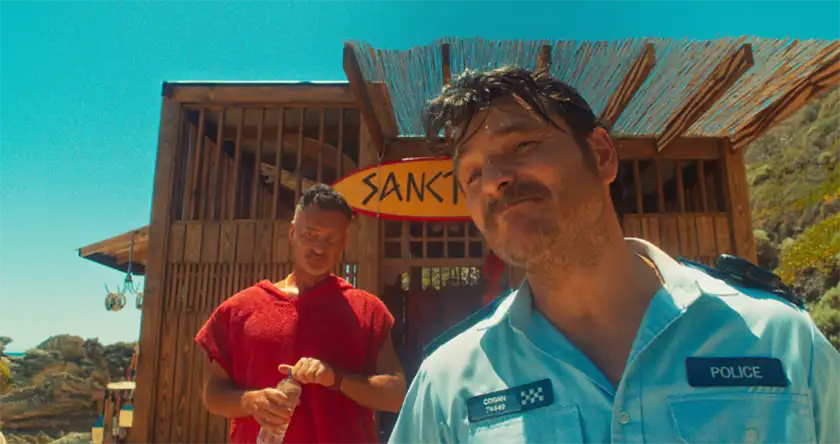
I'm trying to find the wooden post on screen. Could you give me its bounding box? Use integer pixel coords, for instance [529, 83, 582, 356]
[354, 122, 383, 441]
[344, 44, 386, 155]
[441, 43, 451, 140]
[104, 393, 113, 441]
[720, 138, 757, 263]
[355, 124, 381, 295]
[536, 44, 552, 73]
[129, 97, 182, 444]
[441, 43, 451, 85]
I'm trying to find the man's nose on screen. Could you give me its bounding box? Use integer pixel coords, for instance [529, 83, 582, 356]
[310, 241, 327, 255]
[481, 161, 515, 198]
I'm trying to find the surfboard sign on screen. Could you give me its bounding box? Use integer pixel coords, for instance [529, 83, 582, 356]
[331, 157, 470, 221]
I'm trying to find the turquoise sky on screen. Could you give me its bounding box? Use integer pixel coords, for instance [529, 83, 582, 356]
[1, 1, 838, 352]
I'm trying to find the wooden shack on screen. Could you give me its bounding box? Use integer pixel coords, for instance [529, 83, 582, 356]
[77, 37, 839, 443]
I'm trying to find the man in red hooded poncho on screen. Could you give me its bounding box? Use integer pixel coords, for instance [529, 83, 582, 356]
[195, 185, 406, 444]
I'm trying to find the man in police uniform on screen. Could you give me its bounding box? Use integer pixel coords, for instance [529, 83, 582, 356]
[387, 67, 840, 444]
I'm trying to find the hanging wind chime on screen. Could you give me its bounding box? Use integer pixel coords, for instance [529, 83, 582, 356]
[105, 232, 144, 312]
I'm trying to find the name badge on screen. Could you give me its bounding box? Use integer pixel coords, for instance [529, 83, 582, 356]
[466, 379, 554, 423]
[686, 357, 788, 387]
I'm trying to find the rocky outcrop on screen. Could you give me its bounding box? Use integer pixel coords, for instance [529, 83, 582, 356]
[0, 335, 135, 442]
[4, 432, 91, 444]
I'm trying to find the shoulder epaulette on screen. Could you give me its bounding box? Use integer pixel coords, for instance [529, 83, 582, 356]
[679, 254, 806, 310]
[422, 290, 512, 359]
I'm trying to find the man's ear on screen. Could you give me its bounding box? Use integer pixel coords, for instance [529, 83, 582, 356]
[589, 127, 618, 185]
[288, 221, 295, 243]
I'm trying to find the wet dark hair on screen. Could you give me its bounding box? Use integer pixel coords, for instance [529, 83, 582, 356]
[424, 66, 602, 168]
[295, 184, 353, 221]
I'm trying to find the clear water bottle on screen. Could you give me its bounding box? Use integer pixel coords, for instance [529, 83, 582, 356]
[256, 375, 302, 444]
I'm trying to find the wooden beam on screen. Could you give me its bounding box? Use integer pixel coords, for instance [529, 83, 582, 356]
[387, 135, 722, 161]
[601, 43, 655, 128]
[78, 226, 150, 258]
[164, 83, 357, 105]
[615, 136, 721, 160]
[82, 252, 147, 276]
[129, 98, 182, 444]
[259, 164, 321, 191]
[368, 81, 401, 138]
[114, 248, 149, 266]
[223, 133, 357, 174]
[731, 42, 840, 151]
[343, 43, 386, 154]
[385, 138, 439, 160]
[536, 44, 553, 73]
[657, 43, 754, 151]
[442, 43, 452, 140]
[441, 43, 452, 85]
[720, 138, 757, 262]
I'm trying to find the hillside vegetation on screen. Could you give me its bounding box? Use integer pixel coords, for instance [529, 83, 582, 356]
[745, 87, 840, 348]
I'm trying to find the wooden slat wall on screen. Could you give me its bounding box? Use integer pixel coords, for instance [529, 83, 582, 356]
[623, 213, 731, 265]
[615, 147, 734, 265]
[163, 221, 359, 311]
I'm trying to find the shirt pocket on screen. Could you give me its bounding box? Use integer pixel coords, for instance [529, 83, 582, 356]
[464, 404, 583, 444]
[666, 392, 816, 444]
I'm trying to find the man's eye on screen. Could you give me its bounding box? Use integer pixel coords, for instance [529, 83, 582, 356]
[465, 170, 481, 184]
[513, 141, 537, 152]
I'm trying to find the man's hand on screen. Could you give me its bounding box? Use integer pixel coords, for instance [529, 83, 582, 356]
[241, 388, 299, 430]
[278, 357, 336, 387]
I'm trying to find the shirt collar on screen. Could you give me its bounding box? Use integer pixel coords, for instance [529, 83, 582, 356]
[483, 237, 739, 333]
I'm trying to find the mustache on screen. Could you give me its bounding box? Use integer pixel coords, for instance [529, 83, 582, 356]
[485, 181, 551, 221]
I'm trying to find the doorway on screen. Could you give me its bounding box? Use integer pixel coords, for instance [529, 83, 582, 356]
[377, 264, 484, 442]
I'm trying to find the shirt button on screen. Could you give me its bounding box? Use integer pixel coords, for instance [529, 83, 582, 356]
[618, 412, 630, 424]
[745, 429, 758, 442]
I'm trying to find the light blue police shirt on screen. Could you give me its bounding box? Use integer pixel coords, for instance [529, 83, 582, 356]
[388, 238, 840, 444]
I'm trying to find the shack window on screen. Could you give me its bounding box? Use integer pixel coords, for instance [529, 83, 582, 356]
[615, 159, 725, 215]
[382, 221, 484, 260]
[172, 106, 361, 222]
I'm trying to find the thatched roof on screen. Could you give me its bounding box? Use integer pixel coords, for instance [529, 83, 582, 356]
[346, 36, 839, 150]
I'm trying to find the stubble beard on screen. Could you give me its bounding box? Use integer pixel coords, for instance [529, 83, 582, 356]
[490, 197, 609, 274]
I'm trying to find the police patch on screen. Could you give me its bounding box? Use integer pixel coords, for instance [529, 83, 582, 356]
[466, 379, 554, 423]
[686, 357, 788, 387]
